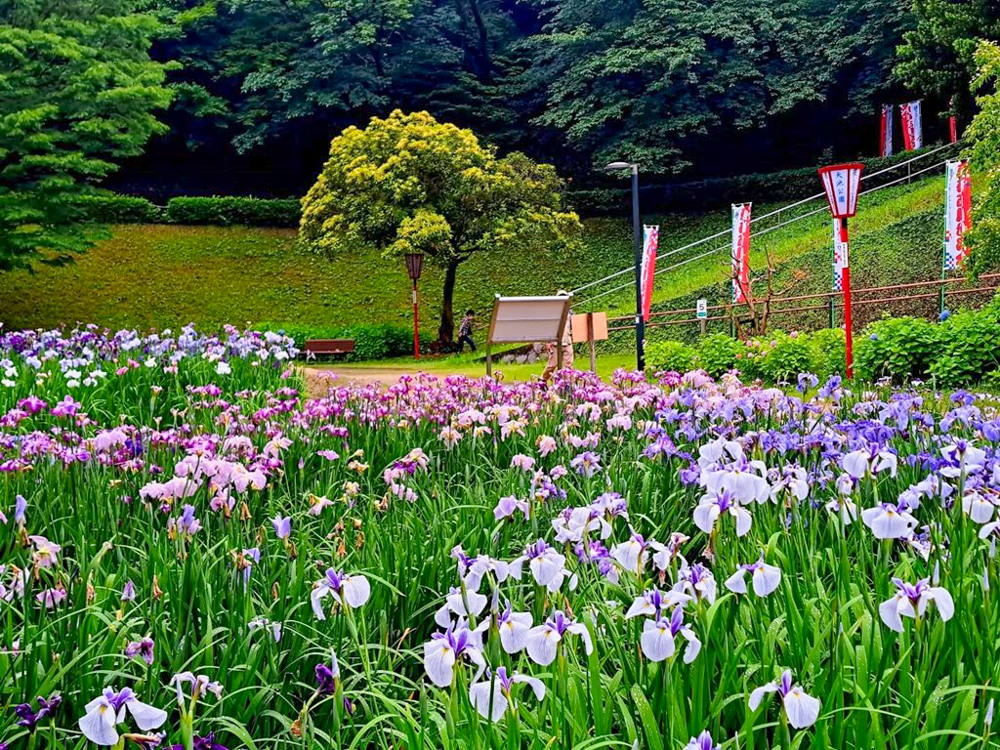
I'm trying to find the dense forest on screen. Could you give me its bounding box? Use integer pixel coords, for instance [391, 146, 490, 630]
[106, 0, 995, 198]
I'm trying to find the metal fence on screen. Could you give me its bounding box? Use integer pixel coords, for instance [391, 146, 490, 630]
[606, 273, 1000, 337]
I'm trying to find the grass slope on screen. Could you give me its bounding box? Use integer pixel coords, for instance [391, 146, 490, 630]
[0, 174, 961, 337]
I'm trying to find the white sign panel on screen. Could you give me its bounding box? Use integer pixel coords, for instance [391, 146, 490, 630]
[488, 296, 572, 343]
[696, 299, 708, 319]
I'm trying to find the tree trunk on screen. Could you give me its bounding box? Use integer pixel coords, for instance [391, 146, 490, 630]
[438, 258, 461, 343]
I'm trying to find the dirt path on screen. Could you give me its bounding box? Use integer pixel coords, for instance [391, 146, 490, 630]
[300, 365, 439, 397]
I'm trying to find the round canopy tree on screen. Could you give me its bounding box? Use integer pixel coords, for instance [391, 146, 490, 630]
[300, 110, 582, 342]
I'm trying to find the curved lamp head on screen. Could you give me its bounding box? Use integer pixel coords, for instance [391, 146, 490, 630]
[603, 161, 636, 172]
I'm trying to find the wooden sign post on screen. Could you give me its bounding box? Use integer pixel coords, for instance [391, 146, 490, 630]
[571, 312, 609, 373]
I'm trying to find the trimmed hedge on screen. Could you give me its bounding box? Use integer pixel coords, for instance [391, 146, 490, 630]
[75, 194, 301, 227]
[75, 195, 165, 223]
[166, 196, 301, 227]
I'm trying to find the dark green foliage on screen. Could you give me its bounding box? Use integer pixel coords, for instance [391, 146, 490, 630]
[166, 197, 301, 226]
[966, 42, 1000, 277]
[568, 146, 958, 214]
[896, 0, 1000, 122]
[854, 316, 945, 382]
[0, 0, 171, 271]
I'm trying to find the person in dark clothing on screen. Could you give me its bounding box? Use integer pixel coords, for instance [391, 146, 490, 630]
[457, 310, 477, 352]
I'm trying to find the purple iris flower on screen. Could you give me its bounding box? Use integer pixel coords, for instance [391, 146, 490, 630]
[684, 731, 721, 750]
[14, 495, 26, 526]
[171, 734, 229, 750]
[15, 694, 61, 731]
[125, 637, 155, 665]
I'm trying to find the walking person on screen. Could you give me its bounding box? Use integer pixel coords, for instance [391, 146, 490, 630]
[457, 309, 477, 353]
[542, 291, 574, 382]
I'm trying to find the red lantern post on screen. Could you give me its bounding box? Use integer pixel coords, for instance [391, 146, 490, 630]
[404, 253, 424, 359]
[818, 163, 864, 379]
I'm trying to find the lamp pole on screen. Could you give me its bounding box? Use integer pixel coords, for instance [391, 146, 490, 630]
[818, 163, 864, 379]
[404, 253, 424, 359]
[604, 161, 645, 371]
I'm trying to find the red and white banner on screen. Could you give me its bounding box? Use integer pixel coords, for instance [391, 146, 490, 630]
[879, 104, 893, 157]
[900, 100, 923, 151]
[832, 219, 849, 292]
[944, 159, 972, 271]
[731, 203, 752, 303]
[949, 96, 958, 143]
[640, 225, 659, 322]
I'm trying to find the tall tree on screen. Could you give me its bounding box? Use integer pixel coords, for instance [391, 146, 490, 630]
[965, 41, 1000, 277]
[300, 110, 581, 341]
[896, 0, 1000, 122]
[0, 0, 171, 271]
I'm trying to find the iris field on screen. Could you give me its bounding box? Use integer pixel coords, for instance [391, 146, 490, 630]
[1, 324, 999, 750]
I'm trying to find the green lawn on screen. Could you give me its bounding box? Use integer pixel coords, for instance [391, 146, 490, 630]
[0, 173, 955, 337]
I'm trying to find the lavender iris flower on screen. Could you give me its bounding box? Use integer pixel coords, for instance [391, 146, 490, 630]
[310, 568, 371, 619]
[423, 624, 485, 687]
[879, 577, 954, 632]
[749, 670, 821, 729]
[725, 555, 782, 597]
[78, 687, 167, 746]
[640, 606, 701, 663]
[525, 611, 593, 666]
[271, 515, 291, 540]
[468, 666, 546, 721]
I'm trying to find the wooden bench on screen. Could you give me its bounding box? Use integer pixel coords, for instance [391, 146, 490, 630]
[303, 339, 356, 358]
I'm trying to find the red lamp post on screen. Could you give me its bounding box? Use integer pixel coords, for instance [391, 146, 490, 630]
[818, 162, 864, 379]
[404, 253, 424, 359]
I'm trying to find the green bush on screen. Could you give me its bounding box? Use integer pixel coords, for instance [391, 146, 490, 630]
[646, 339, 698, 373]
[699, 333, 744, 377]
[806, 327, 846, 380]
[757, 331, 813, 383]
[166, 196, 301, 227]
[929, 300, 1000, 386]
[75, 194, 165, 223]
[855, 316, 945, 382]
[256, 321, 414, 361]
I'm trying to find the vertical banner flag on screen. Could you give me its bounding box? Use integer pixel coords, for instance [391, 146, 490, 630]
[731, 203, 752, 303]
[949, 96, 958, 143]
[832, 219, 849, 291]
[879, 104, 893, 157]
[900, 100, 923, 151]
[944, 160, 972, 271]
[640, 225, 659, 322]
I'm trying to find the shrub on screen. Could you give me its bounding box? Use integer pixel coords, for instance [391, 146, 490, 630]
[75, 194, 165, 223]
[758, 331, 813, 384]
[646, 339, 698, 373]
[167, 196, 301, 227]
[256, 322, 414, 361]
[699, 334, 744, 377]
[855, 316, 945, 382]
[806, 328, 846, 380]
[929, 300, 1000, 386]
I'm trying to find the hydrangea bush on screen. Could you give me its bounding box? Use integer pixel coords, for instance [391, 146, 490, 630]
[0, 326, 999, 749]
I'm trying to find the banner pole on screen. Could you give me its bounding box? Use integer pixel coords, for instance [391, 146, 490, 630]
[631, 166, 645, 371]
[842, 217, 854, 379]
